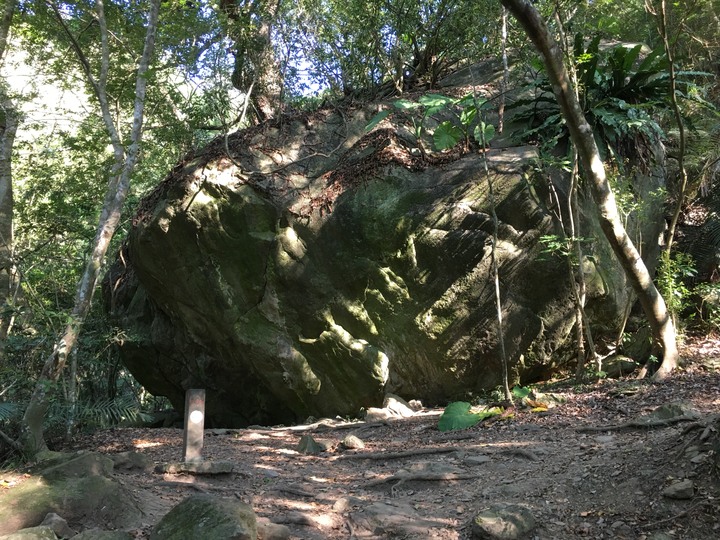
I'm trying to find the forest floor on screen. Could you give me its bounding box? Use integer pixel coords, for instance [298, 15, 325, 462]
[66, 335, 720, 539]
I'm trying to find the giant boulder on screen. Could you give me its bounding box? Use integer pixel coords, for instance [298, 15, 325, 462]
[104, 85, 665, 426]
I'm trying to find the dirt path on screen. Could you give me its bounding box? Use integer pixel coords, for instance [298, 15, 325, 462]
[68, 336, 720, 539]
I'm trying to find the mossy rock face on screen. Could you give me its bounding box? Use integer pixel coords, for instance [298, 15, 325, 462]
[150, 494, 256, 540]
[0, 452, 145, 536]
[71, 531, 134, 540]
[104, 92, 666, 427]
[39, 452, 114, 481]
[0, 526, 58, 540]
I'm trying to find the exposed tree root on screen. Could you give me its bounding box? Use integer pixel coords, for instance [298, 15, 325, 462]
[271, 485, 316, 498]
[639, 502, 705, 530]
[157, 480, 209, 493]
[366, 470, 479, 497]
[271, 512, 317, 526]
[337, 447, 458, 460]
[576, 414, 699, 432]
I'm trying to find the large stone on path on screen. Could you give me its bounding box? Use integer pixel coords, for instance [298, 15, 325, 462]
[39, 452, 114, 481]
[471, 503, 536, 539]
[0, 526, 58, 540]
[0, 452, 146, 535]
[150, 494, 257, 540]
[104, 72, 667, 427]
[256, 518, 290, 540]
[39, 513, 75, 538]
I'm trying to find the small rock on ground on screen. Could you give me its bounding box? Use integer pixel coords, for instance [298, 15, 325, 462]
[471, 503, 536, 540]
[662, 479, 694, 499]
[39, 514, 75, 539]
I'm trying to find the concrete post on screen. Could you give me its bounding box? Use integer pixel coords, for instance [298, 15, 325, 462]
[182, 388, 205, 462]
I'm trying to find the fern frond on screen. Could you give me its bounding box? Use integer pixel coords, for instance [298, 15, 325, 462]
[0, 402, 20, 422]
[77, 395, 151, 428]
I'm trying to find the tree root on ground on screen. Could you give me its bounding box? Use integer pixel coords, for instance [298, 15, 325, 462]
[338, 445, 540, 462]
[639, 502, 706, 530]
[365, 470, 479, 497]
[576, 414, 700, 432]
[157, 480, 210, 493]
[337, 447, 458, 460]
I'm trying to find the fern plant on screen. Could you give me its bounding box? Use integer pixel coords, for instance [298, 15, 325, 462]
[0, 402, 20, 422]
[509, 34, 702, 159]
[46, 393, 153, 438]
[76, 395, 153, 428]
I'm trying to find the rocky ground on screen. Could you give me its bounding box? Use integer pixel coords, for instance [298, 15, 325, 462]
[4, 335, 720, 539]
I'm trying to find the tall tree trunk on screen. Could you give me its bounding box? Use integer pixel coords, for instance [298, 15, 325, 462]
[220, 0, 282, 122]
[0, 0, 18, 352]
[0, 87, 18, 348]
[20, 0, 161, 455]
[501, 0, 679, 379]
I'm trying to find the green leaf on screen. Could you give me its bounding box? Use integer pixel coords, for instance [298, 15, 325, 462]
[393, 99, 422, 110]
[512, 385, 531, 399]
[473, 122, 495, 145]
[460, 106, 477, 126]
[419, 94, 455, 108]
[419, 93, 455, 115]
[438, 401, 483, 431]
[458, 94, 490, 111]
[365, 109, 391, 132]
[433, 121, 462, 150]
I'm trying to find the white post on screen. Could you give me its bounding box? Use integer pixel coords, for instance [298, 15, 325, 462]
[182, 389, 205, 462]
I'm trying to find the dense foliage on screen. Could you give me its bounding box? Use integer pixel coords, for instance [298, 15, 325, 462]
[0, 0, 718, 456]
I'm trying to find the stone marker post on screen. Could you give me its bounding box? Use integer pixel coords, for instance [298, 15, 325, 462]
[182, 389, 205, 462]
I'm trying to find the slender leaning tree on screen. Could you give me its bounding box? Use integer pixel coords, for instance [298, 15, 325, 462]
[19, 0, 162, 455]
[500, 0, 679, 379]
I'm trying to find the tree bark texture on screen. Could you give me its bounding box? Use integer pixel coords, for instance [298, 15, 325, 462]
[500, 0, 679, 378]
[20, 0, 161, 455]
[0, 88, 19, 347]
[0, 0, 18, 349]
[220, 0, 282, 122]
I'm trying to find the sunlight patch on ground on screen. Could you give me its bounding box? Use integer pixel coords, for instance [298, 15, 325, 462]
[133, 439, 164, 449]
[267, 431, 296, 439]
[238, 432, 271, 440]
[283, 500, 315, 511]
[309, 513, 336, 528]
[308, 475, 330, 483]
[276, 448, 299, 456]
[481, 440, 535, 448]
[254, 463, 279, 473]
